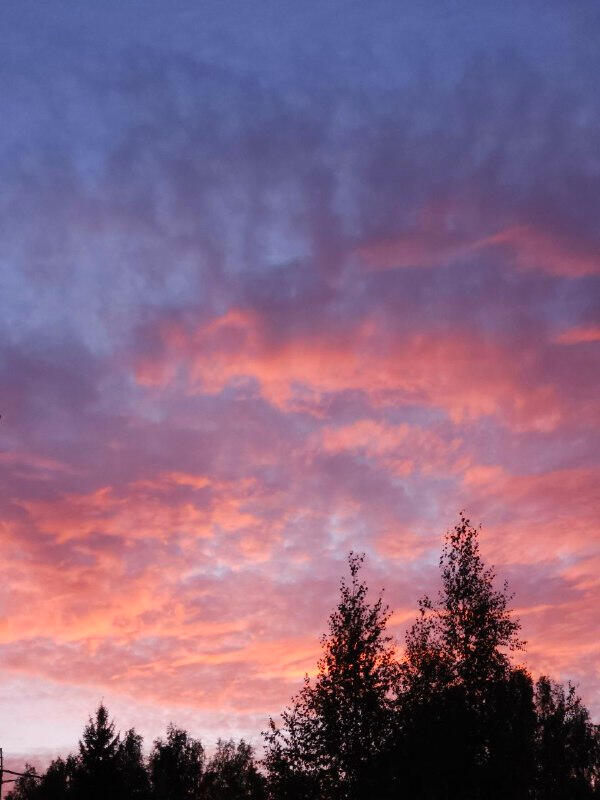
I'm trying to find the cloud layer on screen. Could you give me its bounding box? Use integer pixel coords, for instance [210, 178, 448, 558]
[1, 0, 599, 763]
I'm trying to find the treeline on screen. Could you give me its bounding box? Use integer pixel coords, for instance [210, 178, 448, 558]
[6, 719, 264, 800]
[7, 516, 600, 799]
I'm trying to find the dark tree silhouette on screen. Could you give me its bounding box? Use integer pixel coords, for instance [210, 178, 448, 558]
[402, 513, 523, 695]
[118, 728, 152, 800]
[202, 739, 266, 800]
[71, 703, 121, 800]
[398, 513, 535, 798]
[36, 756, 77, 800]
[534, 676, 600, 799]
[482, 667, 537, 798]
[264, 553, 398, 800]
[5, 765, 40, 800]
[149, 724, 204, 800]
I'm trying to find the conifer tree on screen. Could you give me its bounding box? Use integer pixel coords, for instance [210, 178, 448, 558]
[73, 703, 122, 800]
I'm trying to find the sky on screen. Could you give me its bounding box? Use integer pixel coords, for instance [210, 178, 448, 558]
[1, 0, 599, 766]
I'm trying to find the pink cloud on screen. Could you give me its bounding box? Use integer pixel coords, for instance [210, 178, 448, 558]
[359, 221, 600, 277]
[318, 419, 464, 478]
[462, 465, 599, 562]
[135, 308, 574, 431]
[483, 225, 600, 277]
[554, 325, 600, 344]
[357, 230, 470, 270]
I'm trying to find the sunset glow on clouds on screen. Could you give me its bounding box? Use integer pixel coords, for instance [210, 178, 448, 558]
[1, 0, 599, 766]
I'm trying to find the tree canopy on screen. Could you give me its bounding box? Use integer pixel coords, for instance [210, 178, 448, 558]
[264, 552, 398, 799]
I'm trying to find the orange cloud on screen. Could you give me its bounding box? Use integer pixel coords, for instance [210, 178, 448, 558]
[20, 474, 261, 545]
[135, 309, 566, 431]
